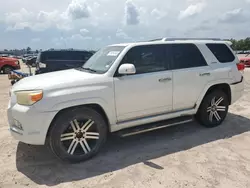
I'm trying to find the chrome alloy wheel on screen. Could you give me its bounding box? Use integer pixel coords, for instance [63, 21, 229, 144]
[60, 119, 100, 155]
[207, 97, 226, 122]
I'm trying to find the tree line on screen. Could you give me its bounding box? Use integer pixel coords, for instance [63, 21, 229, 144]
[230, 38, 250, 51]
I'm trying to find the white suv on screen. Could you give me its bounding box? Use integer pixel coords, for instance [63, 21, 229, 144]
[8, 39, 244, 163]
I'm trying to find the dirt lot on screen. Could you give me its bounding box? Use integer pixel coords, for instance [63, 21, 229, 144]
[0, 65, 250, 188]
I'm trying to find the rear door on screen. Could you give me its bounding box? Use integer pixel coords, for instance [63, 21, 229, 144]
[171, 43, 213, 111]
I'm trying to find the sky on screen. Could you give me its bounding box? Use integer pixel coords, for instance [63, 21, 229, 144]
[0, 0, 250, 50]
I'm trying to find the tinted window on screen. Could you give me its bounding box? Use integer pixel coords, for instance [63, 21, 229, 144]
[121, 45, 169, 74]
[171, 44, 207, 70]
[206, 43, 235, 63]
[37, 51, 93, 62]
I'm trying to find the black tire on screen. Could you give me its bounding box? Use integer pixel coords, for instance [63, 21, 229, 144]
[196, 90, 229, 128]
[2, 66, 14, 74]
[49, 107, 108, 163]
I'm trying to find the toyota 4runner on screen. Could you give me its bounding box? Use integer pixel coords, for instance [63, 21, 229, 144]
[8, 38, 244, 163]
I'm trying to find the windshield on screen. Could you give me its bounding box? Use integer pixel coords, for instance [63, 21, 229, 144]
[82, 46, 125, 73]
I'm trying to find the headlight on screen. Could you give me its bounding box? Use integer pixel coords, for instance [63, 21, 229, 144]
[15, 61, 19, 65]
[39, 62, 46, 68]
[15, 90, 43, 106]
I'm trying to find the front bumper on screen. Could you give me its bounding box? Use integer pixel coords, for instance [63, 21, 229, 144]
[7, 102, 58, 145]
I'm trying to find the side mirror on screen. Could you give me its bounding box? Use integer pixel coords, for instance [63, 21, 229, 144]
[118, 63, 136, 75]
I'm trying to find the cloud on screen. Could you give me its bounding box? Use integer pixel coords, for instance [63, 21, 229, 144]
[1, 0, 250, 49]
[124, 0, 140, 25]
[219, 8, 247, 23]
[82, 36, 92, 40]
[4, 0, 92, 31]
[5, 8, 33, 24]
[116, 29, 129, 39]
[151, 8, 167, 20]
[179, 1, 206, 19]
[31, 38, 41, 43]
[66, 0, 91, 20]
[4, 8, 68, 31]
[80, 28, 89, 34]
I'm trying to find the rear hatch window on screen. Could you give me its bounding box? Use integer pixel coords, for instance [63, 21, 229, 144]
[206, 43, 235, 63]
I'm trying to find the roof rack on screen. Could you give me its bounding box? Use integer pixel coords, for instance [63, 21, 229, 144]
[163, 38, 225, 41]
[148, 38, 230, 42]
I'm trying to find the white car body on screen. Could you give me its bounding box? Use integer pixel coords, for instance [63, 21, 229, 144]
[8, 40, 244, 145]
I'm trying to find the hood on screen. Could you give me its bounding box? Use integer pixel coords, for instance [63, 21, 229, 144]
[2, 57, 18, 61]
[12, 69, 103, 91]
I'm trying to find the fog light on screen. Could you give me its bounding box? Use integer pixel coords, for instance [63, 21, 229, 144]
[13, 119, 23, 130]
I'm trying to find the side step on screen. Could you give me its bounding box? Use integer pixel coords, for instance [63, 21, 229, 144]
[116, 116, 193, 137]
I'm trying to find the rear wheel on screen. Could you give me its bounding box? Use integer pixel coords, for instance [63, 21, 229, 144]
[196, 90, 229, 128]
[2, 66, 14, 74]
[49, 107, 108, 163]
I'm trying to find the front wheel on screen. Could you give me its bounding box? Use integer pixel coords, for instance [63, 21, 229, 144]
[196, 90, 229, 128]
[3, 66, 14, 74]
[49, 107, 108, 163]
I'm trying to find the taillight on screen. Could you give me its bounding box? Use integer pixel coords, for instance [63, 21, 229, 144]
[237, 62, 245, 71]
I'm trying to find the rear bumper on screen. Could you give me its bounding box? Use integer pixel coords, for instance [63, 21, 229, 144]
[230, 77, 244, 104]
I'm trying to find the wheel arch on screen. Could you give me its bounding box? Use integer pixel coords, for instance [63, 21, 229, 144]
[196, 82, 232, 110]
[1, 64, 14, 71]
[46, 103, 112, 140]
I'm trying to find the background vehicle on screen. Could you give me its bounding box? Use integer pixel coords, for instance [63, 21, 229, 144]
[25, 57, 37, 67]
[8, 38, 244, 163]
[239, 53, 250, 66]
[0, 57, 20, 74]
[35, 49, 94, 74]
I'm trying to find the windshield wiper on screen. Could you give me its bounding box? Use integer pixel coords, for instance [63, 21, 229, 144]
[77, 67, 97, 72]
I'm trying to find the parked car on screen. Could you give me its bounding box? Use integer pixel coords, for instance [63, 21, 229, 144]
[239, 53, 250, 66]
[35, 49, 94, 74]
[0, 57, 20, 74]
[25, 57, 37, 67]
[8, 39, 244, 163]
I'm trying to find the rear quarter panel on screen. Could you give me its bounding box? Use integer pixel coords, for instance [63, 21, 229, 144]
[194, 43, 240, 110]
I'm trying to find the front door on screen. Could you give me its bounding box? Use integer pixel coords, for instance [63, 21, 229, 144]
[114, 44, 173, 122]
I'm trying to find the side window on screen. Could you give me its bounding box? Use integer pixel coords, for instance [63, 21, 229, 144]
[171, 44, 207, 70]
[121, 45, 169, 74]
[206, 43, 235, 63]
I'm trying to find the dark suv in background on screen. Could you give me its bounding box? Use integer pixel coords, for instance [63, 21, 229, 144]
[35, 49, 94, 74]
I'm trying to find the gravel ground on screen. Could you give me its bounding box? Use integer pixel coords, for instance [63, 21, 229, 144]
[0, 64, 250, 188]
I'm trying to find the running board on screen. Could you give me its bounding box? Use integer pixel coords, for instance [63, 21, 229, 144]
[116, 116, 193, 137]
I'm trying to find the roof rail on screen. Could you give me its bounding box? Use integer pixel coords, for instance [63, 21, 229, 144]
[148, 38, 164, 42]
[162, 38, 227, 41]
[148, 38, 231, 42]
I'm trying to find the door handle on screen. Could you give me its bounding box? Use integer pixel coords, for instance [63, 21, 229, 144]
[199, 72, 210, 76]
[158, 77, 172, 82]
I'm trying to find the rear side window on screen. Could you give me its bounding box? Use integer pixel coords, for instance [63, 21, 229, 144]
[171, 44, 207, 69]
[206, 43, 235, 63]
